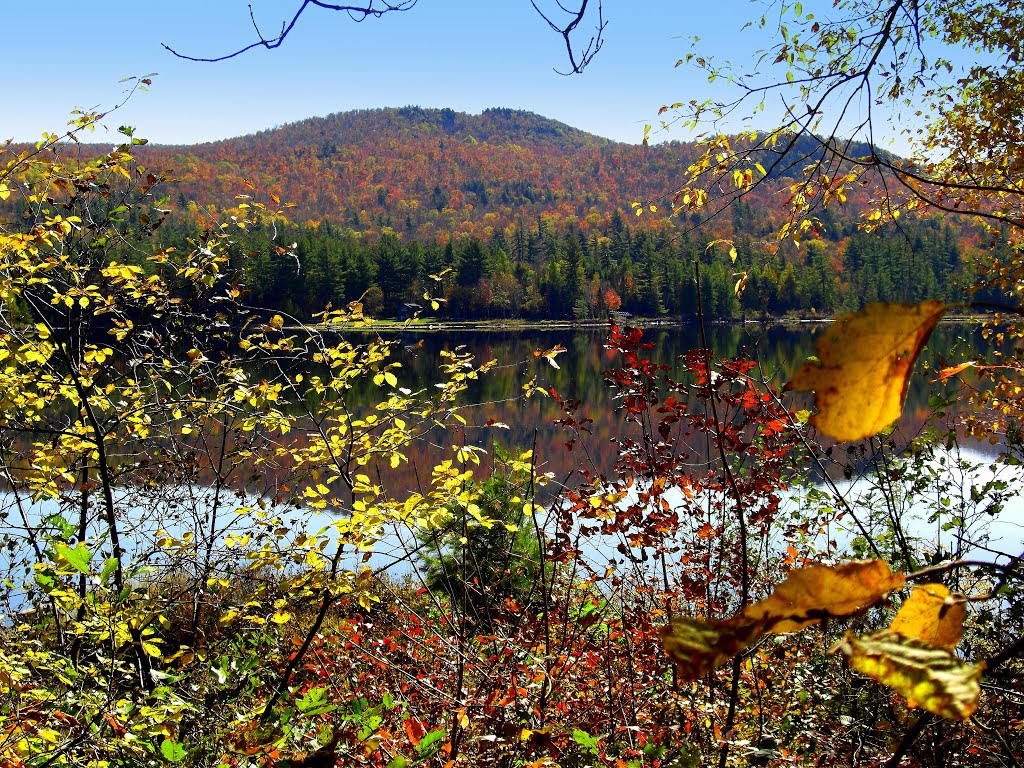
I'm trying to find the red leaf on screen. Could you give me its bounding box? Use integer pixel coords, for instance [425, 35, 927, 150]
[404, 717, 426, 747]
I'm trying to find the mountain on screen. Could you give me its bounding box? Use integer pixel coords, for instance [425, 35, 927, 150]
[135, 106, 811, 242]
[221, 106, 612, 153]
[3, 107, 988, 321]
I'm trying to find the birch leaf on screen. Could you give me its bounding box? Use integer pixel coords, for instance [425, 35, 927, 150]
[889, 584, 966, 650]
[660, 616, 765, 681]
[743, 560, 905, 633]
[833, 630, 982, 720]
[791, 301, 945, 441]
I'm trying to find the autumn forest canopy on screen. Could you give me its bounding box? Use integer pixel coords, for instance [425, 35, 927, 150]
[1, 1, 1024, 767]
[1, 107, 992, 321]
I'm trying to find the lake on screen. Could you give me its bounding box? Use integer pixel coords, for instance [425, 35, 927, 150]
[370, 320, 993, 479]
[2, 320, 1016, 602]
[351, 320, 1020, 576]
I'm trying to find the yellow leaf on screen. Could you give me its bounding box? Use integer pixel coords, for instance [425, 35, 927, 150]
[270, 611, 292, 625]
[141, 640, 163, 658]
[743, 560, 905, 633]
[832, 630, 982, 720]
[889, 584, 965, 650]
[733, 272, 748, 297]
[790, 301, 946, 441]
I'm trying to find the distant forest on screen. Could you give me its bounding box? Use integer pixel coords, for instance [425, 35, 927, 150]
[4, 107, 1008, 320]
[153, 211, 984, 321]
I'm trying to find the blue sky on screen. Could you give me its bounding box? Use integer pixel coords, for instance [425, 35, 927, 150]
[7, 1, 972, 150]
[5, 1, 766, 146]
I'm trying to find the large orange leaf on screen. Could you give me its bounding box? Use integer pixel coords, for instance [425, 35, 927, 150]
[889, 584, 966, 650]
[660, 561, 904, 679]
[743, 560, 905, 633]
[833, 630, 982, 720]
[791, 301, 946, 441]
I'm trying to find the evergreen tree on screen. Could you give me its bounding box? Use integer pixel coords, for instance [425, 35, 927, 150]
[457, 238, 487, 287]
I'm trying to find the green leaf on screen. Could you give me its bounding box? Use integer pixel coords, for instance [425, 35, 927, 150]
[160, 739, 186, 762]
[832, 630, 982, 720]
[573, 729, 601, 752]
[99, 557, 119, 585]
[295, 685, 337, 716]
[54, 542, 91, 574]
[416, 728, 446, 754]
[297, 686, 328, 712]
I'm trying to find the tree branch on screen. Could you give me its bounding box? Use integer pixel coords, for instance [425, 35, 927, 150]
[163, 0, 604, 74]
[530, 0, 605, 74]
[162, 0, 417, 62]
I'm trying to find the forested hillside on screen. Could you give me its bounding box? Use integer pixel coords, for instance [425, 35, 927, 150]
[127, 106, 990, 319]
[139, 107, 890, 239]
[153, 213, 975, 320]
[3, 107, 999, 319]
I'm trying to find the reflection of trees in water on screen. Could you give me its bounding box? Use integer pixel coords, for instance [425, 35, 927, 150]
[345, 323, 987, 497]
[5, 323, 979, 506]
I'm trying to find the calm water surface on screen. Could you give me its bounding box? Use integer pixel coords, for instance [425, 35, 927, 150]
[3, 322, 1015, 594]
[376, 321, 992, 480]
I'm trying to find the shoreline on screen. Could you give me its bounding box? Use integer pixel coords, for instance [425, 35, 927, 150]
[311, 313, 989, 334]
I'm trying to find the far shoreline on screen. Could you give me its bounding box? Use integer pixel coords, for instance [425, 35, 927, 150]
[309, 312, 989, 334]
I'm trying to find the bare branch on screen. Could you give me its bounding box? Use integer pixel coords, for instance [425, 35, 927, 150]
[529, 0, 605, 74]
[164, 0, 604, 74]
[162, 0, 417, 62]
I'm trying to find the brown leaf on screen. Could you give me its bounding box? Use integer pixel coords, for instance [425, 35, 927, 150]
[889, 583, 966, 650]
[660, 615, 765, 681]
[790, 301, 946, 441]
[832, 630, 983, 720]
[743, 560, 905, 633]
